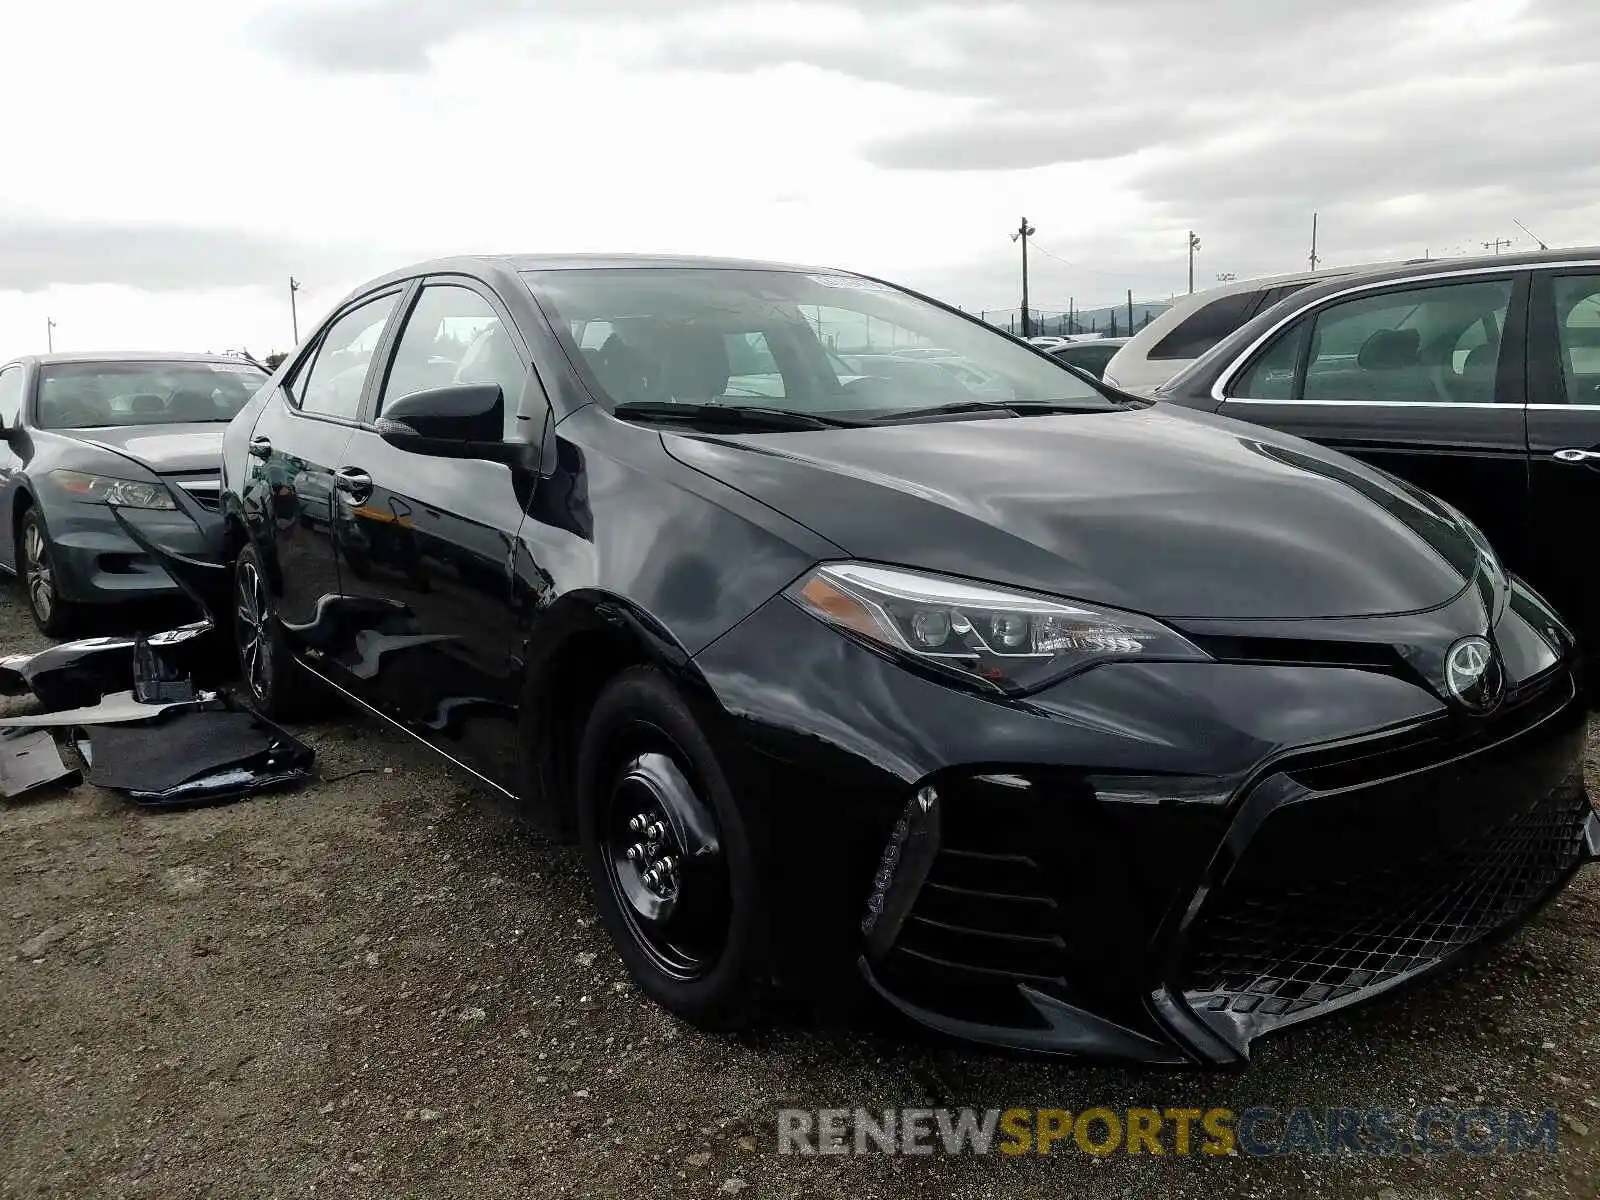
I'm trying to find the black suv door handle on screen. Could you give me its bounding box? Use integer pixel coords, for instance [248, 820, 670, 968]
[334, 467, 373, 501]
[248, 435, 272, 459]
[1552, 448, 1600, 464]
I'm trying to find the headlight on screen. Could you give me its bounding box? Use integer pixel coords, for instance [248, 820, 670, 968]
[785, 562, 1208, 694]
[49, 470, 176, 510]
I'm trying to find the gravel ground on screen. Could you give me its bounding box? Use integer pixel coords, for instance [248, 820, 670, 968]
[1, 584, 1598, 1200]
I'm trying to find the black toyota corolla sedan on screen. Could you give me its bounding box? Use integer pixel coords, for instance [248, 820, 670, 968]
[0, 352, 268, 633]
[215, 254, 1599, 1065]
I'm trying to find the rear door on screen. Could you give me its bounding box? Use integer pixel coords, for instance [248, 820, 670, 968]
[1214, 271, 1532, 582]
[244, 289, 404, 634]
[1524, 265, 1600, 648]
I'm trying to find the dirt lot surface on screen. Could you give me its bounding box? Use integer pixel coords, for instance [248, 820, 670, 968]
[2, 586, 1598, 1200]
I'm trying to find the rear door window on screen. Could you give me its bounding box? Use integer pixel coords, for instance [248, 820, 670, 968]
[1550, 273, 1600, 404]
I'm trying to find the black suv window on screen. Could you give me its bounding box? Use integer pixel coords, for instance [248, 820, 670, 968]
[1232, 278, 1513, 405]
[291, 293, 400, 421]
[1551, 273, 1600, 405]
[1147, 290, 1264, 361]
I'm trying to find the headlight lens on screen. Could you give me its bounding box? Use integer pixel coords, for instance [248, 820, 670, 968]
[786, 562, 1208, 694]
[49, 470, 176, 510]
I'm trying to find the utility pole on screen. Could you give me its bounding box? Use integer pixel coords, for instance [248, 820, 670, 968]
[1483, 238, 1512, 255]
[46, 318, 55, 353]
[1012, 217, 1036, 338]
[288, 276, 302, 344]
[1187, 231, 1201, 294]
[1309, 212, 1320, 272]
[1513, 219, 1548, 250]
[1126, 289, 1133, 338]
[1068, 297, 1075, 335]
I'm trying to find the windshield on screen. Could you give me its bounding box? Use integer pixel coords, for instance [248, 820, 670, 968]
[524, 267, 1115, 417]
[37, 361, 268, 430]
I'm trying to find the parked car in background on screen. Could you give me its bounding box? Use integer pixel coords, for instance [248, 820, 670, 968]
[0, 352, 268, 633]
[1047, 336, 1129, 379]
[218, 252, 1593, 1064]
[1156, 245, 1600, 659]
[1103, 262, 1428, 395]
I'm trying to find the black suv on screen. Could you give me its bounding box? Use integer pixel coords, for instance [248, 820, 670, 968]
[1157, 247, 1600, 655]
[215, 253, 1595, 1065]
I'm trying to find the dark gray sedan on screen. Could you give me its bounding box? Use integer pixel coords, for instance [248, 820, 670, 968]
[0, 352, 268, 633]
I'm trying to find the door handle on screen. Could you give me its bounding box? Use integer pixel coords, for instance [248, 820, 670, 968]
[334, 467, 373, 501]
[248, 435, 272, 459]
[1552, 448, 1600, 464]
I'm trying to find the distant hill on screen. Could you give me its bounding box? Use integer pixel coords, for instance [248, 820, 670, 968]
[974, 301, 1172, 338]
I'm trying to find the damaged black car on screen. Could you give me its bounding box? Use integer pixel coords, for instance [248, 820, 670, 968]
[214, 254, 1599, 1065]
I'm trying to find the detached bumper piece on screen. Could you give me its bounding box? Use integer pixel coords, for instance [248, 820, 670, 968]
[76, 705, 313, 809]
[860, 671, 1595, 1066]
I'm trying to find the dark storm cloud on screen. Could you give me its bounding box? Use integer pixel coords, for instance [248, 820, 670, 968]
[0, 218, 387, 292]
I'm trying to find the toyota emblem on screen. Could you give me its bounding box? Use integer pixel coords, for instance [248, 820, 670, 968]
[1444, 636, 1503, 713]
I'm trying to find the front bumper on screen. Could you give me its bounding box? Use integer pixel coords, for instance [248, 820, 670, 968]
[45, 483, 224, 606]
[693, 587, 1597, 1066]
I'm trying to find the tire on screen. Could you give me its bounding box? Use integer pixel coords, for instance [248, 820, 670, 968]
[233, 542, 317, 719]
[17, 508, 81, 637]
[576, 666, 769, 1029]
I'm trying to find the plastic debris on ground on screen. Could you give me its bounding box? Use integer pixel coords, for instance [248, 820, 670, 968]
[75, 703, 314, 809]
[0, 730, 80, 798]
[1, 514, 315, 808]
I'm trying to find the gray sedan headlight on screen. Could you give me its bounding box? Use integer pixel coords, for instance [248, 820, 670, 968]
[49, 470, 176, 510]
[786, 562, 1208, 694]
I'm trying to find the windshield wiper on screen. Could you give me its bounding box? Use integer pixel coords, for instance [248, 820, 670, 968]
[863, 398, 1118, 424]
[612, 402, 864, 430]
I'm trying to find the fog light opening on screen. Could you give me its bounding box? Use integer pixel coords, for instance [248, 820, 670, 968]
[861, 783, 942, 958]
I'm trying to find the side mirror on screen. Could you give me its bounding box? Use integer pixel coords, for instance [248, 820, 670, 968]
[375, 384, 509, 461]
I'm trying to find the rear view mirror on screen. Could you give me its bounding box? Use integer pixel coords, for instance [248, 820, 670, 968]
[375, 384, 508, 461]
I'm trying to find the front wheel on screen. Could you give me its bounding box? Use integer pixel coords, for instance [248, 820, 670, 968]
[577, 666, 769, 1029]
[18, 508, 80, 637]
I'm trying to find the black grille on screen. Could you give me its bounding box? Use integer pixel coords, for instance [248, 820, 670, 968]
[874, 783, 1066, 1027]
[171, 478, 222, 512]
[1183, 772, 1591, 1021]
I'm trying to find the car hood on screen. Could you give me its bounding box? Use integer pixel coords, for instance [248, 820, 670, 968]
[67, 424, 225, 474]
[662, 404, 1483, 621]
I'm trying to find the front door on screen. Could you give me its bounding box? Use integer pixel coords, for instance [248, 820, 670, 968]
[1214, 272, 1532, 584]
[331, 278, 537, 789]
[0, 365, 26, 572]
[1524, 267, 1600, 651]
[244, 290, 402, 633]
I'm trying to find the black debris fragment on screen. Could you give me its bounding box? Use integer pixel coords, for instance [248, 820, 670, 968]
[77, 704, 314, 809]
[0, 624, 210, 712]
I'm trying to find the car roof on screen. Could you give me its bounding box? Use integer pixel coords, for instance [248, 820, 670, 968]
[1248, 244, 1600, 308]
[11, 351, 261, 368]
[354, 252, 840, 293]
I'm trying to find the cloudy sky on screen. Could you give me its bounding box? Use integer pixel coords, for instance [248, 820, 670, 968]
[2, 0, 1596, 356]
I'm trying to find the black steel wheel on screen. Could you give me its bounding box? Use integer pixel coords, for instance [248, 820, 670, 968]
[577, 666, 768, 1028]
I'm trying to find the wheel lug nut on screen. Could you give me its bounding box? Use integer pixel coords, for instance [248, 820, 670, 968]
[646, 822, 666, 842]
[625, 843, 645, 861]
[628, 814, 648, 833]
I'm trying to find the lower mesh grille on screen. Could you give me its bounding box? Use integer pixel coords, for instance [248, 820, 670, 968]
[1183, 772, 1592, 1020]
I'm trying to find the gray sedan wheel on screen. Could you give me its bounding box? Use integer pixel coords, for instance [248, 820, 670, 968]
[18, 509, 79, 637]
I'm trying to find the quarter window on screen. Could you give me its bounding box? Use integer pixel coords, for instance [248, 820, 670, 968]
[291, 293, 400, 421]
[380, 284, 524, 434]
[1231, 278, 1512, 405]
[1551, 273, 1600, 405]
